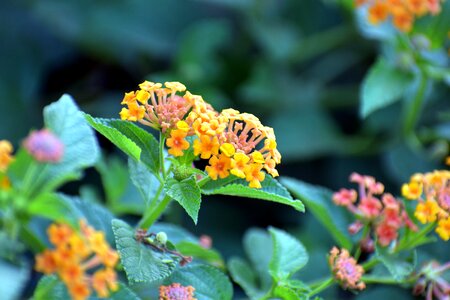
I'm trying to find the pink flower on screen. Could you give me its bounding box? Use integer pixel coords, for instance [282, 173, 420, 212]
[23, 129, 64, 163]
[328, 247, 365, 291]
[376, 222, 398, 247]
[358, 196, 382, 219]
[333, 189, 357, 207]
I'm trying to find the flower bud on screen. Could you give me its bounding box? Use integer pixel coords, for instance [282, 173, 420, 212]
[156, 232, 168, 245]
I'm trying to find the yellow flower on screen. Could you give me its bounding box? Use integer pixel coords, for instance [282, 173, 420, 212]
[220, 143, 236, 157]
[0, 140, 14, 172]
[230, 153, 250, 178]
[244, 163, 265, 189]
[165, 81, 186, 93]
[205, 154, 231, 180]
[251, 151, 265, 164]
[136, 90, 150, 104]
[401, 181, 423, 200]
[193, 135, 219, 159]
[176, 120, 190, 132]
[446, 156, 450, 166]
[120, 91, 136, 105]
[436, 217, 450, 241]
[415, 200, 440, 224]
[119, 103, 145, 121]
[139, 81, 162, 92]
[166, 129, 190, 157]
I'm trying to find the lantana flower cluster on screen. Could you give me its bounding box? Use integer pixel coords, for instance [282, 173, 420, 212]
[333, 172, 417, 247]
[328, 247, 366, 290]
[356, 0, 444, 32]
[0, 140, 14, 189]
[120, 81, 281, 188]
[402, 170, 450, 241]
[35, 221, 119, 300]
[159, 283, 196, 300]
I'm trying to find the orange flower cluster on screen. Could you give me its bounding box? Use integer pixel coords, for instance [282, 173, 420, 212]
[35, 221, 119, 300]
[356, 0, 444, 32]
[333, 173, 417, 247]
[120, 81, 281, 188]
[402, 170, 450, 241]
[0, 140, 14, 189]
[159, 283, 196, 300]
[328, 247, 365, 290]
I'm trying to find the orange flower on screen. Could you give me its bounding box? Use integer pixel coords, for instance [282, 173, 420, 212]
[368, 1, 389, 24]
[436, 217, 450, 241]
[205, 154, 231, 180]
[35, 250, 57, 274]
[167, 129, 190, 157]
[68, 281, 91, 300]
[415, 200, 439, 224]
[0, 140, 14, 172]
[402, 181, 423, 200]
[48, 223, 73, 247]
[244, 163, 265, 189]
[92, 268, 118, 298]
[193, 135, 219, 159]
[119, 102, 145, 121]
[230, 153, 250, 178]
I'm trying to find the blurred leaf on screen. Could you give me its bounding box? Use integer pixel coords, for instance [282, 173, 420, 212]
[273, 285, 301, 300]
[243, 228, 273, 292]
[202, 176, 305, 212]
[376, 245, 417, 281]
[176, 241, 224, 267]
[164, 264, 233, 300]
[281, 177, 353, 249]
[27, 193, 74, 225]
[34, 275, 140, 300]
[0, 259, 28, 300]
[150, 222, 197, 244]
[164, 176, 201, 224]
[228, 257, 262, 300]
[111, 219, 179, 283]
[268, 227, 308, 281]
[361, 59, 413, 117]
[128, 158, 162, 208]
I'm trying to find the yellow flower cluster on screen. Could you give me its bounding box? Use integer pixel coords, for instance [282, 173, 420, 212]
[356, 0, 444, 32]
[120, 81, 281, 188]
[0, 140, 14, 189]
[35, 221, 119, 300]
[402, 170, 450, 241]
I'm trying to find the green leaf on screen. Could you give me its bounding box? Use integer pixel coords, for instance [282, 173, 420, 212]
[129, 158, 163, 207]
[27, 193, 74, 225]
[376, 245, 416, 281]
[34, 275, 140, 300]
[243, 228, 273, 292]
[273, 285, 301, 300]
[0, 259, 28, 300]
[228, 257, 263, 300]
[281, 177, 353, 249]
[360, 59, 413, 117]
[85, 116, 159, 174]
[150, 222, 197, 244]
[15, 95, 99, 195]
[164, 176, 201, 224]
[176, 241, 224, 268]
[111, 219, 179, 283]
[201, 176, 304, 212]
[268, 227, 308, 281]
[165, 264, 233, 300]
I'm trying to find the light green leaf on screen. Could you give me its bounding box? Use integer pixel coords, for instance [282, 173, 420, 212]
[85, 116, 160, 174]
[280, 177, 353, 249]
[164, 176, 201, 224]
[361, 59, 413, 117]
[18, 95, 99, 195]
[165, 264, 233, 300]
[376, 245, 416, 281]
[201, 176, 304, 212]
[228, 257, 263, 300]
[27, 193, 74, 225]
[269, 227, 308, 281]
[273, 285, 301, 300]
[243, 228, 273, 292]
[111, 219, 178, 283]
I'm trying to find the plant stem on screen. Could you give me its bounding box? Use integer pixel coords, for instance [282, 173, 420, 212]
[396, 222, 435, 252]
[362, 257, 380, 271]
[196, 175, 211, 188]
[402, 71, 427, 137]
[354, 224, 370, 260]
[362, 276, 400, 285]
[159, 133, 166, 180]
[139, 195, 172, 229]
[308, 277, 334, 297]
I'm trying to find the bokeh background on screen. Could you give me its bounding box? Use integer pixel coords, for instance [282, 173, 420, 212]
[1, 0, 449, 299]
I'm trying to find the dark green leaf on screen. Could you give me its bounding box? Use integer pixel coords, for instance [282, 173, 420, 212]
[228, 257, 263, 300]
[164, 176, 201, 224]
[269, 227, 308, 281]
[111, 219, 178, 283]
[376, 245, 416, 281]
[202, 176, 304, 212]
[361, 59, 413, 117]
[281, 177, 353, 249]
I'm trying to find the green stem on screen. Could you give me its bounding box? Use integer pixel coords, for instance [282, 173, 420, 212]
[362, 257, 380, 271]
[259, 282, 276, 300]
[196, 175, 211, 188]
[396, 222, 435, 252]
[139, 195, 172, 229]
[354, 224, 370, 260]
[159, 133, 167, 180]
[362, 276, 402, 285]
[402, 71, 428, 137]
[308, 277, 334, 297]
